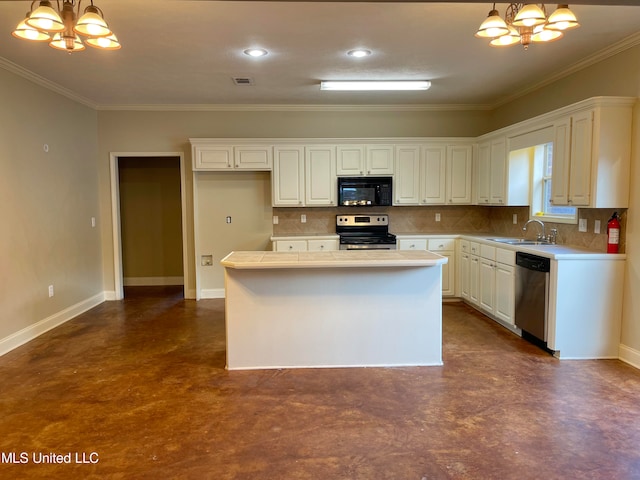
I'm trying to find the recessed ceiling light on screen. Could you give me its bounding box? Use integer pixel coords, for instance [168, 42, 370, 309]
[320, 81, 431, 91]
[347, 49, 372, 58]
[243, 48, 268, 58]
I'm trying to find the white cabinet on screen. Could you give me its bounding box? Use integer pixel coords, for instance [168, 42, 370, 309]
[459, 244, 470, 301]
[479, 245, 496, 314]
[192, 143, 272, 171]
[421, 145, 447, 204]
[394, 146, 421, 205]
[393, 142, 472, 206]
[337, 144, 394, 176]
[551, 102, 633, 208]
[429, 239, 456, 297]
[273, 146, 336, 207]
[272, 236, 339, 252]
[477, 137, 507, 205]
[272, 146, 305, 206]
[305, 146, 336, 206]
[495, 261, 515, 325]
[398, 236, 455, 296]
[446, 145, 472, 204]
[475, 244, 515, 324]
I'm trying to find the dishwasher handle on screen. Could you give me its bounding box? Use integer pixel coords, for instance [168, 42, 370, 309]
[516, 252, 550, 272]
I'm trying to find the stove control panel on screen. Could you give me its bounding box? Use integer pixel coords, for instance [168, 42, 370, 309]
[336, 214, 389, 227]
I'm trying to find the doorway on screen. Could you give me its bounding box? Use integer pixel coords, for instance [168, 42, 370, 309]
[109, 152, 189, 300]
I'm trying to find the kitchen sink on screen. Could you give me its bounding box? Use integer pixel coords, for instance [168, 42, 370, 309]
[488, 238, 553, 246]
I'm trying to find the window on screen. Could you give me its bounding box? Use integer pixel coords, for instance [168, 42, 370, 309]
[532, 142, 577, 224]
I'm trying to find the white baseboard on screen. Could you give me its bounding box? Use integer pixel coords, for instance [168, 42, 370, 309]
[200, 288, 226, 299]
[0, 292, 105, 357]
[104, 290, 118, 301]
[619, 344, 640, 370]
[185, 288, 197, 300]
[124, 276, 184, 286]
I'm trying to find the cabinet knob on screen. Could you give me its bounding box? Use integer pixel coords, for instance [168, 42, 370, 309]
[320, 245, 324, 249]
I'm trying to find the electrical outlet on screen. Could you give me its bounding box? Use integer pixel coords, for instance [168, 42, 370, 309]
[435, 213, 441, 222]
[579, 218, 587, 232]
[301, 214, 307, 223]
[513, 214, 518, 225]
[273, 216, 279, 225]
[226, 216, 232, 224]
[48, 285, 54, 297]
[201, 255, 213, 266]
[91, 217, 96, 228]
[594, 220, 601, 234]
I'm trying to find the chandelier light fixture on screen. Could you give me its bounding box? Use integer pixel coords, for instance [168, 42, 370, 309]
[475, 3, 580, 49]
[12, 0, 120, 53]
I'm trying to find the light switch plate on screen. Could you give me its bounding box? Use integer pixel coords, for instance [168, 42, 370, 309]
[594, 220, 601, 234]
[301, 214, 307, 223]
[273, 216, 279, 225]
[435, 213, 441, 222]
[513, 214, 518, 225]
[579, 218, 587, 232]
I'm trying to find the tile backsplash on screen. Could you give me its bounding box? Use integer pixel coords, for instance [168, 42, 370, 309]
[273, 206, 626, 253]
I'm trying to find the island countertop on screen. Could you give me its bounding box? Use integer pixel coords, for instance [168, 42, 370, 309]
[221, 250, 448, 269]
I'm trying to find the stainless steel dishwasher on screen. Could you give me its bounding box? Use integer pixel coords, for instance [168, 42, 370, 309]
[515, 252, 551, 347]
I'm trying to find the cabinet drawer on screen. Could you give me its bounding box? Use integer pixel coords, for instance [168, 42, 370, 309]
[469, 242, 480, 255]
[428, 238, 455, 251]
[307, 239, 338, 251]
[480, 244, 496, 261]
[496, 248, 515, 266]
[399, 238, 428, 250]
[274, 240, 307, 252]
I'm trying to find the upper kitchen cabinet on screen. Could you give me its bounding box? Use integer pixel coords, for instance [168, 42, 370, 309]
[272, 145, 336, 207]
[336, 144, 394, 176]
[446, 144, 472, 204]
[305, 146, 337, 206]
[476, 135, 529, 206]
[191, 140, 272, 171]
[272, 146, 305, 206]
[549, 99, 633, 208]
[394, 141, 473, 206]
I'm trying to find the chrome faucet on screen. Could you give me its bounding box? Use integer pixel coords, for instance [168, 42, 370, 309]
[522, 219, 546, 241]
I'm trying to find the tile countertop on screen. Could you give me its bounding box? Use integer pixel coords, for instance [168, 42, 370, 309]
[457, 235, 625, 261]
[221, 250, 448, 269]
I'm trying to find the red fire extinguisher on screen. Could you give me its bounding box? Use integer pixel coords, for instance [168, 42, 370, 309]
[607, 212, 621, 254]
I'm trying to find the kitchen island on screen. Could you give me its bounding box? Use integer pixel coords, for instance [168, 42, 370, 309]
[221, 250, 448, 370]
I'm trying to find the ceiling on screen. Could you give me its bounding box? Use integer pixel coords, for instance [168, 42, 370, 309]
[0, 1, 639, 109]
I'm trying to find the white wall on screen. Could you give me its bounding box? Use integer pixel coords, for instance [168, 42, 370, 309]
[0, 67, 103, 352]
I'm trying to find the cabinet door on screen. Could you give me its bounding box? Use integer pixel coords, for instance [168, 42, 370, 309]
[476, 142, 491, 204]
[336, 145, 365, 175]
[366, 145, 394, 175]
[305, 146, 336, 206]
[551, 117, 571, 205]
[398, 238, 428, 250]
[394, 146, 421, 205]
[273, 147, 305, 206]
[568, 110, 594, 206]
[193, 146, 233, 170]
[489, 138, 506, 204]
[307, 239, 339, 251]
[495, 262, 515, 325]
[479, 257, 495, 313]
[460, 253, 470, 300]
[421, 145, 447, 204]
[440, 252, 455, 297]
[274, 240, 307, 252]
[469, 255, 480, 306]
[447, 145, 472, 204]
[234, 146, 272, 170]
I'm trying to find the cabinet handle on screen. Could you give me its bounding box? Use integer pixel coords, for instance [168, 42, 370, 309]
[320, 245, 324, 249]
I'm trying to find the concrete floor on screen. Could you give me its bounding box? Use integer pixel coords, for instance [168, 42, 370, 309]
[0, 286, 639, 479]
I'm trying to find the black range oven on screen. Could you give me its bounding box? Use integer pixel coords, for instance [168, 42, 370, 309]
[336, 214, 397, 250]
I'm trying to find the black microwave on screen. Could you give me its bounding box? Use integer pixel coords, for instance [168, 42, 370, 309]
[337, 177, 393, 207]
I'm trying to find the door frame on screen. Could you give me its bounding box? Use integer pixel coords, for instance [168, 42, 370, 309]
[109, 152, 189, 300]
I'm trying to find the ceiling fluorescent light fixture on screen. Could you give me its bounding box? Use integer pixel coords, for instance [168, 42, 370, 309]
[320, 81, 431, 91]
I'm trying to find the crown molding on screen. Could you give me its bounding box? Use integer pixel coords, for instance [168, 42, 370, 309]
[0, 57, 98, 109]
[95, 103, 492, 112]
[492, 31, 640, 108]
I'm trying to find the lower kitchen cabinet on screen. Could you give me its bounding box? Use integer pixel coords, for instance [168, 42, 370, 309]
[398, 236, 455, 297]
[272, 236, 339, 252]
[459, 239, 514, 326]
